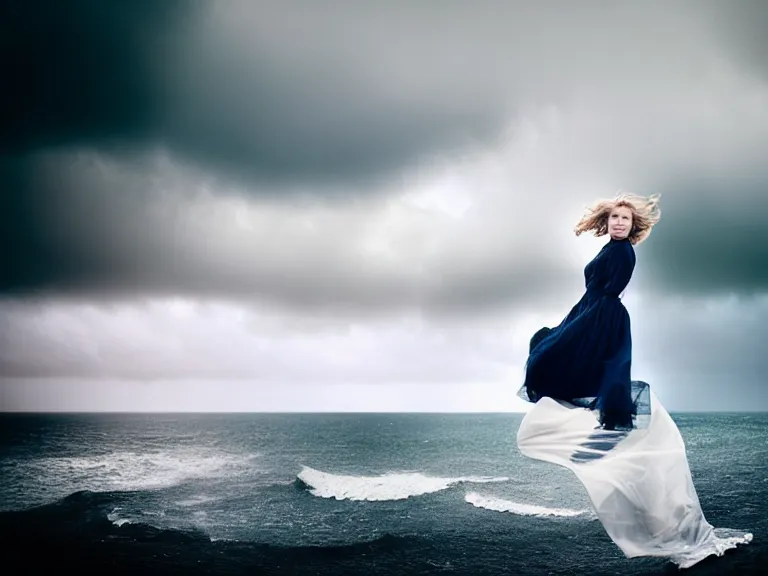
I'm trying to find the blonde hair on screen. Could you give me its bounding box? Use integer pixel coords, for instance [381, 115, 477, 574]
[574, 191, 661, 245]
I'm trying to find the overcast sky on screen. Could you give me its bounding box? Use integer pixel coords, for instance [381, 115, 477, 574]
[2, 0, 767, 412]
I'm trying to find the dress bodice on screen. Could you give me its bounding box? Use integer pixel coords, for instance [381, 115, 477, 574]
[584, 238, 636, 299]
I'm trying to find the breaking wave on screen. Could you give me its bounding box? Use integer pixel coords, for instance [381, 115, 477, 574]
[296, 465, 509, 501]
[464, 492, 590, 518]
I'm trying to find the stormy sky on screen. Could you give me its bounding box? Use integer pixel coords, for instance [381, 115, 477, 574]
[2, 0, 767, 412]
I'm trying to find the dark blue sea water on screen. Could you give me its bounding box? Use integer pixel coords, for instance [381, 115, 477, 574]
[0, 412, 764, 574]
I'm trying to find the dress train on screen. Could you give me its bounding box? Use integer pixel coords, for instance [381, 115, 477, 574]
[516, 384, 753, 568]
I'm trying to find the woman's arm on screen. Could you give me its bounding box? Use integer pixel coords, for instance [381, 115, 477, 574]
[601, 242, 636, 297]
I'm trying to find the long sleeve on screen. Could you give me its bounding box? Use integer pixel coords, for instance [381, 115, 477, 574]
[601, 241, 636, 297]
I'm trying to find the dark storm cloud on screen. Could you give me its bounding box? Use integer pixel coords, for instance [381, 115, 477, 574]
[2, 0, 768, 304]
[5, 0, 764, 186]
[629, 294, 768, 411]
[1, 1, 184, 153]
[0, 0, 507, 185]
[639, 171, 768, 296]
[0, 153, 165, 296]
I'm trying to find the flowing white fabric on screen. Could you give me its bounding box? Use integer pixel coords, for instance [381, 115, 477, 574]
[516, 389, 752, 569]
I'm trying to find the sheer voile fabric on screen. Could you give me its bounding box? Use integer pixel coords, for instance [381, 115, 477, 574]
[516, 386, 752, 568]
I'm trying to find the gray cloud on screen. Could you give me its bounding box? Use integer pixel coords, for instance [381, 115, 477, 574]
[640, 172, 768, 297]
[2, 292, 766, 412]
[1, 0, 768, 411]
[6, 92, 768, 306]
[1, 148, 575, 313]
[0, 298, 521, 382]
[3, 0, 765, 185]
[703, 0, 768, 82]
[2, 0, 509, 185]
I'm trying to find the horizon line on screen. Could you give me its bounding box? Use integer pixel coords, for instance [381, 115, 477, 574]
[2, 409, 766, 415]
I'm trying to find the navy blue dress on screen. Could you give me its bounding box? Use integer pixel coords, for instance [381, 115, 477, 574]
[518, 237, 649, 430]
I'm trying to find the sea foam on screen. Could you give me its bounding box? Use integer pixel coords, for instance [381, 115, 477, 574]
[297, 465, 508, 501]
[465, 492, 591, 518]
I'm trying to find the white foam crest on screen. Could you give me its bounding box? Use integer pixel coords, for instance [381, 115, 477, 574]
[297, 466, 509, 501]
[107, 507, 135, 527]
[25, 449, 258, 493]
[465, 492, 590, 518]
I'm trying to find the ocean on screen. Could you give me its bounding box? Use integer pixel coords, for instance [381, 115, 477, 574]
[0, 412, 764, 575]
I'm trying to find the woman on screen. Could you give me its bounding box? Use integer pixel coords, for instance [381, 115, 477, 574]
[518, 192, 661, 430]
[515, 192, 752, 568]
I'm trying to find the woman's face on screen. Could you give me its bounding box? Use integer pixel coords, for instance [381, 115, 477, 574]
[608, 205, 633, 240]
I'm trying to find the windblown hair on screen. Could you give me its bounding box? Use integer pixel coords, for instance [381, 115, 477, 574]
[574, 191, 661, 245]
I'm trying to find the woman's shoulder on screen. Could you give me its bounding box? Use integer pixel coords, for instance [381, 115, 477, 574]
[606, 238, 636, 262]
[608, 237, 635, 252]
